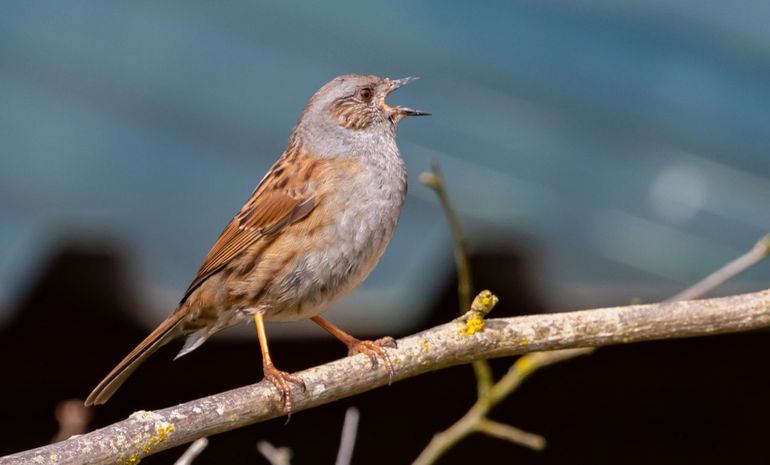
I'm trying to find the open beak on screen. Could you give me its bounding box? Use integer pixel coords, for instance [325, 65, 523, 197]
[382, 76, 431, 119]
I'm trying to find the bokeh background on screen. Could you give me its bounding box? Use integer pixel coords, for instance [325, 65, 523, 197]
[2, 1, 770, 464]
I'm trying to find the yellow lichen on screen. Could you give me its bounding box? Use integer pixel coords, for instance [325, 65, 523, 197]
[460, 315, 485, 335]
[143, 423, 175, 453]
[123, 421, 175, 464]
[520, 337, 529, 347]
[420, 339, 430, 352]
[456, 291, 498, 335]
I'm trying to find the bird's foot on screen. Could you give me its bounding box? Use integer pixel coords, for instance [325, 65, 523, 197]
[347, 336, 398, 384]
[263, 362, 306, 415]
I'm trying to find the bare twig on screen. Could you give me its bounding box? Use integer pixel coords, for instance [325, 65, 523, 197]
[666, 234, 770, 302]
[420, 163, 494, 396]
[419, 163, 473, 313]
[412, 348, 590, 465]
[174, 438, 208, 465]
[335, 407, 360, 465]
[3, 289, 770, 464]
[256, 441, 292, 465]
[474, 419, 545, 451]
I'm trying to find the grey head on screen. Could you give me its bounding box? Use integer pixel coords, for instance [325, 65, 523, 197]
[291, 74, 429, 157]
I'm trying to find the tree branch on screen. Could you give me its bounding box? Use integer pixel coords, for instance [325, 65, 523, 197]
[3, 289, 770, 465]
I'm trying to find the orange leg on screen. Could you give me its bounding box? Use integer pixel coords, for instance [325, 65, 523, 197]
[254, 313, 305, 414]
[310, 316, 397, 383]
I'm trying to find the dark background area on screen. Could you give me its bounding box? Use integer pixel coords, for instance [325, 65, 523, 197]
[2, 1, 770, 463]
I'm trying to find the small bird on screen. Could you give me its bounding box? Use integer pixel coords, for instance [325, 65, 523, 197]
[85, 74, 428, 412]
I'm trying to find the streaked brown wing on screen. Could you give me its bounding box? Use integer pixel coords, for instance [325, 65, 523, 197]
[180, 180, 316, 304]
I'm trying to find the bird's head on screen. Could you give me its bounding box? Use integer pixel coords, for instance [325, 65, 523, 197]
[296, 74, 429, 137]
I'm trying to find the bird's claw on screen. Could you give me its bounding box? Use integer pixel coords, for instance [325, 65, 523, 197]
[263, 363, 305, 416]
[347, 337, 397, 385]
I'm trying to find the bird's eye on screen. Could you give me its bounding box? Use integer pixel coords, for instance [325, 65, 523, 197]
[358, 87, 373, 101]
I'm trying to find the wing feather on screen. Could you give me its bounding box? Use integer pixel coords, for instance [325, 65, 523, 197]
[180, 162, 317, 303]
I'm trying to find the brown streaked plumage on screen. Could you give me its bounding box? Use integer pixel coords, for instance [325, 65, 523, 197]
[85, 74, 429, 412]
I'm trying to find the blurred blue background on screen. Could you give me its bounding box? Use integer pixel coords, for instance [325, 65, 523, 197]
[2, 0, 769, 334]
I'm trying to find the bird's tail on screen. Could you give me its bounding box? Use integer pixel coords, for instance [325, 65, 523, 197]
[84, 309, 187, 406]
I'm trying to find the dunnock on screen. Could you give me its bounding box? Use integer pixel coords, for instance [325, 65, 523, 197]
[85, 74, 428, 412]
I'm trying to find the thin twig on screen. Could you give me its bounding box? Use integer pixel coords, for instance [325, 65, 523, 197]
[335, 407, 360, 465]
[412, 349, 591, 465]
[474, 419, 546, 451]
[420, 163, 494, 396]
[173, 438, 208, 465]
[256, 441, 292, 465]
[419, 162, 474, 313]
[666, 234, 770, 302]
[4, 289, 770, 464]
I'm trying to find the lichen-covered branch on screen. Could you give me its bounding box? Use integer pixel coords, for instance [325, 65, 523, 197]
[3, 289, 770, 465]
